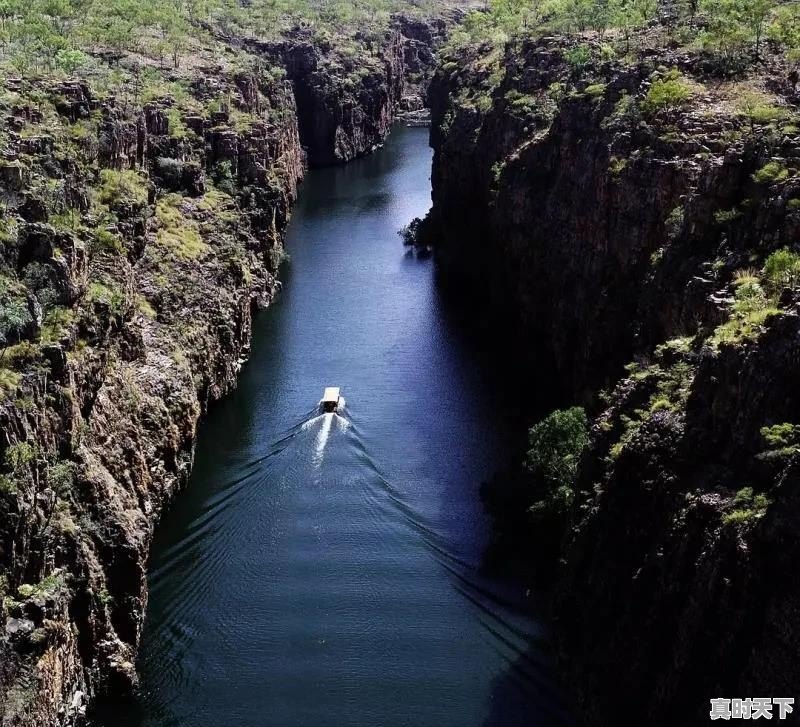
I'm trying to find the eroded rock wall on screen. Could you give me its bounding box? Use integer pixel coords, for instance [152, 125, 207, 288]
[250, 16, 451, 165]
[424, 34, 800, 726]
[0, 68, 305, 725]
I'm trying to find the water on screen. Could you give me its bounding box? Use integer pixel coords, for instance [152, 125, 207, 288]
[134, 126, 568, 727]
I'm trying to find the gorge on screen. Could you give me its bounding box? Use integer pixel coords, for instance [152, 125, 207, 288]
[1, 2, 800, 726]
[0, 14, 462, 724]
[127, 125, 567, 727]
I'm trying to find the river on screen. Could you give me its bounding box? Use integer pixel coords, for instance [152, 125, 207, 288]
[132, 126, 568, 727]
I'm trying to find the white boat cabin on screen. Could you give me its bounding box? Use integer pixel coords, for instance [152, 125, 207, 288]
[321, 387, 341, 413]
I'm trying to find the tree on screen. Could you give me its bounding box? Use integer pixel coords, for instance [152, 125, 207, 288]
[524, 406, 590, 523]
[0, 0, 24, 38]
[0, 278, 33, 362]
[769, 4, 800, 78]
[609, 0, 658, 51]
[526, 407, 589, 488]
[490, 0, 532, 30]
[699, 0, 776, 64]
[742, 0, 774, 57]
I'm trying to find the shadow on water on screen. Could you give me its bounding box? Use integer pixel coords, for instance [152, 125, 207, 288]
[108, 126, 575, 727]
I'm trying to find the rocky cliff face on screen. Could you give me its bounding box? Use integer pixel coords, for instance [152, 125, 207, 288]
[424, 33, 800, 727]
[0, 65, 305, 724]
[246, 15, 451, 165]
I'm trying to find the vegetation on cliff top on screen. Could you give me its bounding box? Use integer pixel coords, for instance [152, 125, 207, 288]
[451, 0, 800, 65]
[0, 0, 444, 79]
[436, 0, 800, 125]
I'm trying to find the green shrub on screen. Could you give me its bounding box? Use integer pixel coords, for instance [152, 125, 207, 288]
[664, 205, 684, 239]
[713, 305, 779, 345]
[649, 397, 673, 413]
[0, 276, 33, 356]
[3, 341, 40, 368]
[5, 442, 35, 471]
[583, 83, 606, 98]
[599, 43, 616, 61]
[731, 276, 768, 315]
[87, 282, 125, 315]
[166, 107, 188, 139]
[505, 89, 537, 112]
[137, 296, 157, 318]
[154, 196, 207, 259]
[54, 49, 90, 74]
[48, 460, 75, 496]
[752, 161, 789, 185]
[564, 44, 591, 71]
[0, 474, 17, 495]
[711, 267, 783, 345]
[723, 509, 760, 525]
[473, 94, 493, 113]
[97, 170, 148, 209]
[0, 215, 18, 244]
[609, 156, 628, 176]
[41, 306, 75, 343]
[50, 208, 82, 232]
[714, 207, 742, 224]
[723, 486, 770, 526]
[763, 248, 800, 292]
[90, 229, 124, 256]
[605, 92, 637, 129]
[736, 91, 787, 132]
[16, 573, 64, 600]
[642, 71, 693, 114]
[760, 423, 800, 449]
[0, 369, 21, 400]
[211, 161, 235, 195]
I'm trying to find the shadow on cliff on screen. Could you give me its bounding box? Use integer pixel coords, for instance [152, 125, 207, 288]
[431, 259, 568, 416]
[479, 614, 576, 727]
[472, 545, 576, 727]
[427, 268, 576, 727]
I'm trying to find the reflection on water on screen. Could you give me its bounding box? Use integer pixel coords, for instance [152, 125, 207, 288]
[132, 127, 571, 727]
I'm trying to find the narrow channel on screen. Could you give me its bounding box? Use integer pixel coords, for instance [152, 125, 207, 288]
[133, 126, 567, 727]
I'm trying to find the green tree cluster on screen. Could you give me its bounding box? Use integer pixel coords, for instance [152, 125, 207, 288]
[525, 406, 590, 521]
[0, 0, 430, 76]
[461, 0, 800, 70]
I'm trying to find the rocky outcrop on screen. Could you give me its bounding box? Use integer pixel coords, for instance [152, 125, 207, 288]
[556, 315, 800, 726]
[247, 15, 451, 165]
[424, 33, 800, 727]
[0, 67, 304, 725]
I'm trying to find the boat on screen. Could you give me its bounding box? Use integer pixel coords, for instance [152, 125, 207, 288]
[321, 387, 341, 413]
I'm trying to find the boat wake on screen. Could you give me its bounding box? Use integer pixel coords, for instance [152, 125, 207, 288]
[313, 413, 334, 465]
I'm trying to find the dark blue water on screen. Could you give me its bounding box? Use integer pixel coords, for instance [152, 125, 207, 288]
[136, 126, 567, 727]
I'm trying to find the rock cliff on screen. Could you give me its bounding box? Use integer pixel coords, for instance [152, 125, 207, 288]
[423, 32, 800, 727]
[0, 65, 304, 724]
[245, 15, 451, 165]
